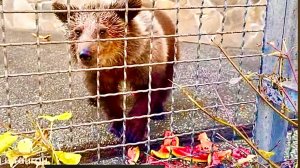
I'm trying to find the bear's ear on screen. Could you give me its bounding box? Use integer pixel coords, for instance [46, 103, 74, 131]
[111, 0, 142, 21]
[52, 1, 79, 23]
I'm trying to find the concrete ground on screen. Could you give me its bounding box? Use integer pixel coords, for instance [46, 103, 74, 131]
[0, 29, 297, 163]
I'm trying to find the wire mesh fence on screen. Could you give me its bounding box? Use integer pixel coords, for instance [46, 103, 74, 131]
[0, 0, 297, 166]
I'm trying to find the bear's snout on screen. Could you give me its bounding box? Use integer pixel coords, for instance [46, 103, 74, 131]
[79, 48, 92, 61]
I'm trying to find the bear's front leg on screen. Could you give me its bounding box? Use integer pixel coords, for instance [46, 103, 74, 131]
[84, 71, 124, 137]
[125, 93, 149, 143]
[125, 90, 164, 143]
[100, 84, 124, 138]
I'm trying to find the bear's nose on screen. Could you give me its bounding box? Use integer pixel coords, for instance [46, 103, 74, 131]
[79, 48, 92, 61]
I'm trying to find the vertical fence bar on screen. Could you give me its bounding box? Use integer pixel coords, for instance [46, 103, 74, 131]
[146, 0, 155, 156]
[122, 0, 129, 162]
[213, 0, 228, 143]
[1, 0, 11, 131]
[254, 0, 298, 163]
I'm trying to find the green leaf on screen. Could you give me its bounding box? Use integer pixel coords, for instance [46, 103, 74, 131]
[6, 150, 18, 167]
[56, 112, 72, 121]
[17, 138, 33, 154]
[39, 115, 56, 122]
[0, 132, 18, 154]
[39, 112, 72, 122]
[245, 72, 256, 80]
[258, 149, 275, 159]
[54, 151, 81, 165]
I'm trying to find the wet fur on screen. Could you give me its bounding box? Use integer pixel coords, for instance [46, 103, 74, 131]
[53, 0, 179, 143]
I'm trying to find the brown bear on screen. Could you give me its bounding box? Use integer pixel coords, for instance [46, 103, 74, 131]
[52, 0, 179, 143]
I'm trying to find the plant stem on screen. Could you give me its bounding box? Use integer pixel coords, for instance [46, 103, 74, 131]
[271, 80, 298, 113]
[215, 133, 236, 148]
[0, 121, 9, 130]
[213, 42, 298, 127]
[282, 39, 298, 84]
[285, 53, 298, 84]
[213, 87, 234, 124]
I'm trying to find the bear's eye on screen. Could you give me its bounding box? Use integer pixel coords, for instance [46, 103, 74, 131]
[74, 28, 82, 37]
[99, 28, 107, 37]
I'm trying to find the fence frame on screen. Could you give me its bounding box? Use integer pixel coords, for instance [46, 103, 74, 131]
[254, 0, 298, 163]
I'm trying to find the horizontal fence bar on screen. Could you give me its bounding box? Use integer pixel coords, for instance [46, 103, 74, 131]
[0, 4, 267, 14]
[0, 30, 264, 47]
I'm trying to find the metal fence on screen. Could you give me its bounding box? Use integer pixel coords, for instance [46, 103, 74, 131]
[0, 0, 298, 166]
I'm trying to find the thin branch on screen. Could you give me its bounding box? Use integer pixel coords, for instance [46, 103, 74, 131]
[213, 87, 234, 124]
[215, 133, 236, 148]
[268, 40, 298, 84]
[282, 39, 298, 84]
[269, 140, 281, 152]
[0, 121, 10, 131]
[215, 133, 252, 158]
[285, 53, 298, 84]
[213, 42, 298, 127]
[271, 80, 298, 113]
[267, 42, 282, 52]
